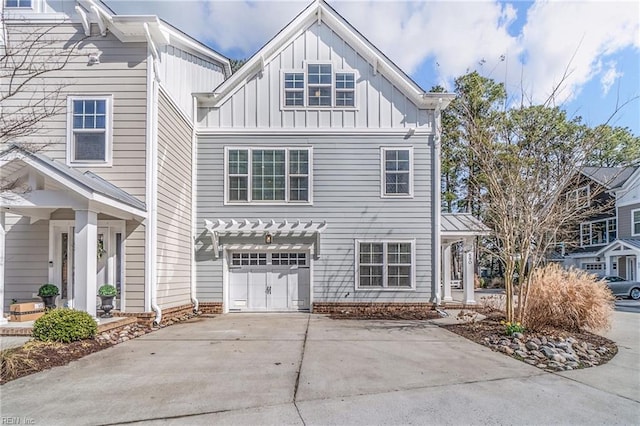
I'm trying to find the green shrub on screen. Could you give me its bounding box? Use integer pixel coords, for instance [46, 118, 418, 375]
[32, 309, 97, 343]
[522, 264, 614, 332]
[98, 284, 117, 297]
[37, 284, 59, 297]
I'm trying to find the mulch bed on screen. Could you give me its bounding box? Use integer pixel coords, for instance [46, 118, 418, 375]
[1, 340, 112, 384]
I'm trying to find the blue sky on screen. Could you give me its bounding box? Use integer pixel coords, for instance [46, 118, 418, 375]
[108, 0, 640, 135]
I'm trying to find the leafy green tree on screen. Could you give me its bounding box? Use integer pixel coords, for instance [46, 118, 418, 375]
[584, 125, 640, 167]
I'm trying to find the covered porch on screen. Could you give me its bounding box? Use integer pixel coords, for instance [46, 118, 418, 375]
[599, 239, 640, 281]
[0, 146, 146, 323]
[440, 213, 491, 305]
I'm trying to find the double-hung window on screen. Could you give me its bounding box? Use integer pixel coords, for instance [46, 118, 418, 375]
[307, 64, 332, 106]
[225, 147, 311, 204]
[284, 72, 304, 107]
[580, 218, 616, 247]
[335, 72, 355, 107]
[356, 241, 414, 290]
[633, 209, 640, 236]
[381, 147, 413, 197]
[67, 96, 112, 166]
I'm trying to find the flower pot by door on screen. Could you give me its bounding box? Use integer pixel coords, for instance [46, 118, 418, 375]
[41, 295, 57, 310]
[99, 295, 115, 318]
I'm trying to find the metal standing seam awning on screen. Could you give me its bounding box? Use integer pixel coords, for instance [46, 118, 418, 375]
[441, 213, 491, 242]
[204, 219, 328, 260]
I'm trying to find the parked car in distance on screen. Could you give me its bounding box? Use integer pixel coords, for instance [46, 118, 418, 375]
[600, 276, 640, 300]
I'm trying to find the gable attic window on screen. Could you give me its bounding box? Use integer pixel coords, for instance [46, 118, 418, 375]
[283, 64, 356, 109]
[67, 96, 112, 166]
[4, 0, 32, 7]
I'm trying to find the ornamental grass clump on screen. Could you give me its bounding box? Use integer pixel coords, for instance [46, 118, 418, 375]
[32, 309, 97, 343]
[521, 264, 614, 332]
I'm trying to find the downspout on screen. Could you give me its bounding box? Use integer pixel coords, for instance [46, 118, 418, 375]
[144, 23, 162, 325]
[431, 99, 443, 305]
[190, 95, 199, 312]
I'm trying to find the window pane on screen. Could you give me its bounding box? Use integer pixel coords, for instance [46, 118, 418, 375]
[73, 100, 83, 114]
[289, 150, 308, 174]
[387, 266, 411, 287]
[359, 266, 383, 287]
[336, 73, 355, 89]
[75, 133, 106, 161]
[387, 243, 411, 264]
[290, 177, 308, 201]
[229, 176, 248, 201]
[285, 91, 304, 106]
[360, 243, 383, 264]
[84, 100, 95, 114]
[386, 172, 409, 194]
[284, 73, 304, 89]
[229, 150, 248, 174]
[308, 87, 331, 106]
[252, 150, 286, 201]
[336, 91, 354, 107]
[386, 150, 410, 171]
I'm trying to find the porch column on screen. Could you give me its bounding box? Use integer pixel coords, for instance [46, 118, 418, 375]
[604, 253, 611, 276]
[0, 212, 7, 324]
[463, 239, 476, 304]
[442, 244, 453, 302]
[74, 209, 98, 318]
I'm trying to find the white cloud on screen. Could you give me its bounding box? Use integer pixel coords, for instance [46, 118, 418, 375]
[106, 0, 640, 107]
[600, 61, 623, 96]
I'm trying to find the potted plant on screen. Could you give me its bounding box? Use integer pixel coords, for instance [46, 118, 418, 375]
[38, 284, 59, 309]
[98, 284, 117, 318]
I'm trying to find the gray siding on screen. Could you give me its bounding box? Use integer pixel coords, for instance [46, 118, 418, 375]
[156, 89, 193, 309]
[196, 135, 433, 304]
[198, 22, 433, 130]
[3, 214, 49, 311]
[2, 22, 148, 201]
[618, 202, 640, 237]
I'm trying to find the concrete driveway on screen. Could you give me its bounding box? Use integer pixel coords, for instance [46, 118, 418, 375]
[1, 313, 638, 425]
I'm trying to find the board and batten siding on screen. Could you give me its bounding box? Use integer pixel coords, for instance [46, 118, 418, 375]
[2, 23, 148, 201]
[197, 22, 433, 130]
[618, 202, 640, 237]
[158, 45, 226, 120]
[195, 134, 434, 304]
[155, 89, 193, 309]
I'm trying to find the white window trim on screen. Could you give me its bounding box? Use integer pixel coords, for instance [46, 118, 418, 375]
[66, 95, 113, 167]
[280, 62, 358, 111]
[632, 208, 640, 236]
[281, 70, 305, 109]
[354, 239, 416, 291]
[223, 146, 313, 205]
[380, 146, 414, 198]
[580, 217, 617, 247]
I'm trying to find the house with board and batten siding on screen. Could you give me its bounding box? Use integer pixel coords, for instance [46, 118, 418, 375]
[1, 0, 487, 324]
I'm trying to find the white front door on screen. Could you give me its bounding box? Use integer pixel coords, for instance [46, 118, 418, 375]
[228, 251, 310, 312]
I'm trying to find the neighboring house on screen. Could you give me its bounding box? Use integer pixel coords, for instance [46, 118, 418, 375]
[1, 0, 486, 323]
[0, 0, 230, 323]
[563, 166, 640, 281]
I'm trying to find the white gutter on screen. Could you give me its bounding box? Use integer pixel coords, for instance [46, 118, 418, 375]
[144, 26, 161, 325]
[190, 95, 199, 312]
[432, 99, 443, 305]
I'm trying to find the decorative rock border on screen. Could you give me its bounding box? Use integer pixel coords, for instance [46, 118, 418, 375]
[484, 332, 616, 371]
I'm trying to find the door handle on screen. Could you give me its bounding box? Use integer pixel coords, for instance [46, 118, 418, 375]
[266, 286, 271, 295]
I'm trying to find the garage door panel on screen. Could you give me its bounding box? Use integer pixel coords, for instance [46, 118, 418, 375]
[248, 271, 267, 310]
[269, 270, 290, 310]
[229, 268, 248, 308]
[294, 268, 310, 308]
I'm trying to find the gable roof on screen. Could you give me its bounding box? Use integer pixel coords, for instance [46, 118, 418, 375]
[77, 0, 231, 76]
[201, 0, 454, 110]
[0, 145, 146, 213]
[581, 166, 639, 190]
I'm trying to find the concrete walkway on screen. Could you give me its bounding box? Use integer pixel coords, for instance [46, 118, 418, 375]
[1, 312, 638, 425]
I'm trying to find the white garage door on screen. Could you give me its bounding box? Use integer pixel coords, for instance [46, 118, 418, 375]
[228, 252, 310, 312]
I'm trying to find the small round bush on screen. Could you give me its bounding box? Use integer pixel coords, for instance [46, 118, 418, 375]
[32, 309, 98, 343]
[98, 284, 117, 297]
